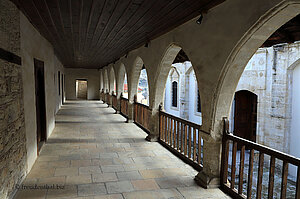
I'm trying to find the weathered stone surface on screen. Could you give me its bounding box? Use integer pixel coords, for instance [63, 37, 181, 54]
[0, 1, 26, 199]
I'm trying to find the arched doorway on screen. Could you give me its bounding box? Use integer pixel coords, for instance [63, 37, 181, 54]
[233, 90, 257, 142]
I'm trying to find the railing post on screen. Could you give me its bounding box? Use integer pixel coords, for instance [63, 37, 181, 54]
[220, 117, 230, 185]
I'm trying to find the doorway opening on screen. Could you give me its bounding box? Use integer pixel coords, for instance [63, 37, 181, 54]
[76, 79, 88, 100]
[232, 90, 257, 143]
[34, 58, 47, 154]
[61, 74, 64, 104]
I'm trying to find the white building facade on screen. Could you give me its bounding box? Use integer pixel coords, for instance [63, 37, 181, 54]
[164, 61, 202, 125]
[231, 42, 300, 178]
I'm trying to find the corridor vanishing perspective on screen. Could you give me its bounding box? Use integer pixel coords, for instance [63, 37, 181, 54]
[2, 0, 300, 198]
[14, 101, 229, 199]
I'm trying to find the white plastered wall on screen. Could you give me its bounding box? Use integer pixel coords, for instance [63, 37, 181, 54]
[20, 12, 65, 172]
[65, 68, 100, 100]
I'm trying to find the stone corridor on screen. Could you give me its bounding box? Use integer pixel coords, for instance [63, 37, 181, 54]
[14, 101, 230, 199]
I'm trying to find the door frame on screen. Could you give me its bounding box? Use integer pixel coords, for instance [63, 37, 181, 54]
[34, 58, 47, 155]
[233, 90, 257, 143]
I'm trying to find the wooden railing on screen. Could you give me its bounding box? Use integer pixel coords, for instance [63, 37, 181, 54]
[221, 118, 300, 199]
[120, 95, 129, 118]
[159, 107, 208, 171]
[134, 99, 151, 133]
[111, 94, 117, 111]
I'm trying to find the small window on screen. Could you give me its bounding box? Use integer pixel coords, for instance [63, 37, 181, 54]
[172, 81, 178, 107]
[197, 89, 201, 112]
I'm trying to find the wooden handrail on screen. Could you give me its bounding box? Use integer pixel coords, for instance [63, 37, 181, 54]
[221, 117, 300, 199]
[120, 94, 129, 118]
[160, 110, 209, 135]
[111, 94, 117, 111]
[120, 96, 129, 101]
[134, 101, 151, 110]
[225, 133, 300, 166]
[159, 107, 204, 171]
[133, 99, 151, 133]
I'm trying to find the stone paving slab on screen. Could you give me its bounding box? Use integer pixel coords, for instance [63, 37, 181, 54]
[13, 101, 230, 199]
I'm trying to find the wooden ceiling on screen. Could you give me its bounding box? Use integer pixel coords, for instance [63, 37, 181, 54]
[262, 14, 300, 48]
[11, 0, 225, 69]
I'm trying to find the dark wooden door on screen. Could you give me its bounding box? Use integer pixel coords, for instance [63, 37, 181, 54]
[234, 90, 257, 143]
[34, 59, 47, 154]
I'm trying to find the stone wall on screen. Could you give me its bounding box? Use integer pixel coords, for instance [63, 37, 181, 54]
[65, 68, 100, 100]
[20, 11, 65, 173]
[0, 0, 27, 198]
[0, 0, 66, 198]
[234, 43, 300, 154]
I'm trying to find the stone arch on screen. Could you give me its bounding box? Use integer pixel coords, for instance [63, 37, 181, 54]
[151, 44, 182, 111]
[213, 2, 300, 138]
[128, 56, 149, 103]
[170, 67, 180, 78]
[109, 66, 116, 94]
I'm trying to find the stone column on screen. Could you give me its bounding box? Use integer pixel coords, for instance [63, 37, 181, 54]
[145, 104, 161, 142]
[106, 89, 110, 107]
[194, 138, 222, 188]
[126, 95, 135, 123]
[116, 92, 122, 113]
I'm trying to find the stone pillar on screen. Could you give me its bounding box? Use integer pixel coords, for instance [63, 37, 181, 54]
[194, 137, 222, 188]
[106, 89, 110, 107]
[116, 92, 122, 113]
[145, 104, 161, 142]
[126, 96, 135, 123]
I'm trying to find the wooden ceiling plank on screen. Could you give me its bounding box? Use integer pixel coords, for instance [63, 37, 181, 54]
[77, 0, 83, 56]
[30, 0, 68, 61]
[55, 0, 73, 64]
[42, 0, 72, 63]
[83, 0, 96, 54]
[96, 0, 174, 64]
[82, 0, 106, 54]
[95, 0, 150, 55]
[99, 0, 188, 65]
[107, 0, 204, 64]
[12, 0, 227, 68]
[86, 0, 121, 59]
[89, 0, 134, 64]
[86, 0, 113, 56]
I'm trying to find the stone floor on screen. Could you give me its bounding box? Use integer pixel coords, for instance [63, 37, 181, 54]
[14, 100, 230, 199]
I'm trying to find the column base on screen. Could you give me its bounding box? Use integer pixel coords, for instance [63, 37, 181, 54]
[126, 119, 133, 123]
[145, 134, 159, 142]
[194, 171, 220, 189]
